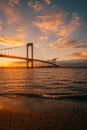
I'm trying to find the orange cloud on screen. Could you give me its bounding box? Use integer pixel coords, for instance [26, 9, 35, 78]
[33, 12, 66, 33]
[0, 34, 24, 46]
[0, 21, 3, 30]
[43, 0, 51, 5]
[56, 37, 80, 48]
[68, 52, 87, 58]
[33, 12, 81, 37]
[59, 13, 82, 37]
[8, 0, 20, 6]
[49, 37, 87, 50]
[0, 4, 22, 25]
[28, 1, 43, 12]
[15, 25, 28, 39]
[0, 3, 27, 46]
[39, 36, 48, 41]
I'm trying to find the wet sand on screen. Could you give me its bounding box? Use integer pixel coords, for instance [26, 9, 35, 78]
[0, 98, 87, 130]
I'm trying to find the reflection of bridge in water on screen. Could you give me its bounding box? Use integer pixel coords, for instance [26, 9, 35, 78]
[0, 43, 59, 68]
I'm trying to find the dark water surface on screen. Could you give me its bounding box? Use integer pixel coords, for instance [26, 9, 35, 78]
[0, 68, 87, 100]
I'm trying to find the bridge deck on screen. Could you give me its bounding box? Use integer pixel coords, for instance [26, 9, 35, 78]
[0, 54, 59, 67]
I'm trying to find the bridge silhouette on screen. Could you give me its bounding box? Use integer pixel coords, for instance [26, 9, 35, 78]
[0, 43, 59, 68]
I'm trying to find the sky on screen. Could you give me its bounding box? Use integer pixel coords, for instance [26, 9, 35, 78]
[0, 0, 87, 66]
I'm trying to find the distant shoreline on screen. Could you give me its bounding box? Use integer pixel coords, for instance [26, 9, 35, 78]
[0, 66, 87, 69]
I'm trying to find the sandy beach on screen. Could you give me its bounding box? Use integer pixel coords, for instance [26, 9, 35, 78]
[0, 97, 87, 130]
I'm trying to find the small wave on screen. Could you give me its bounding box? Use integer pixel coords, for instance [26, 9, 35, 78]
[0, 92, 41, 98]
[42, 94, 87, 100]
[0, 92, 87, 100]
[51, 82, 65, 85]
[73, 81, 87, 84]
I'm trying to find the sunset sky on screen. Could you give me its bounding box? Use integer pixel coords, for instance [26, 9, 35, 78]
[0, 0, 87, 66]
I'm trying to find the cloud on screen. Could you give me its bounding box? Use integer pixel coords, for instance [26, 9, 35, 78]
[56, 37, 80, 48]
[33, 12, 81, 37]
[28, 1, 43, 12]
[33, 12, 82, 51]
[0, 21, 3, 30]
[0, 34, 24, 46]
[43, 0, 51, 5]
[15, 25, 28, 39]
[68, 52, 87, 59]
[49, 37, 87, 50]
[33, 12, 66, 33]
[0, 3, 27, 45]
[0, 4, 22, 25]
[39, 36, 48, 41]
[8, 0, 20, 6]
[59, 13, 82, 37]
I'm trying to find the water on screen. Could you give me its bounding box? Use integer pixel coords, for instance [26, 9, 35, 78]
[0, 68, 87, 100]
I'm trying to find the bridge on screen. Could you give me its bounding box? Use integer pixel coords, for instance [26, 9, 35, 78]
[0, 43, 59, 68]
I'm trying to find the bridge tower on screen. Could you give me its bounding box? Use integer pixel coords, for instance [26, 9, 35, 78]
[53, 58, 58, 64]
[26, 43, 33, 68]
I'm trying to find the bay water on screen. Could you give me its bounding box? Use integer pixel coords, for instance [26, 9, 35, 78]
[0, 68, 87, 100]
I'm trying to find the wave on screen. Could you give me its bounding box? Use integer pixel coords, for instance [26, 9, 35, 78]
[42, 94, 87, 100]
[0, 92, 87, 100]
[73, 81, 87, 84]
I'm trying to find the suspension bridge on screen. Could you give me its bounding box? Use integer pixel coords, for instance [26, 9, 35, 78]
[0, 43, 59, 68]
